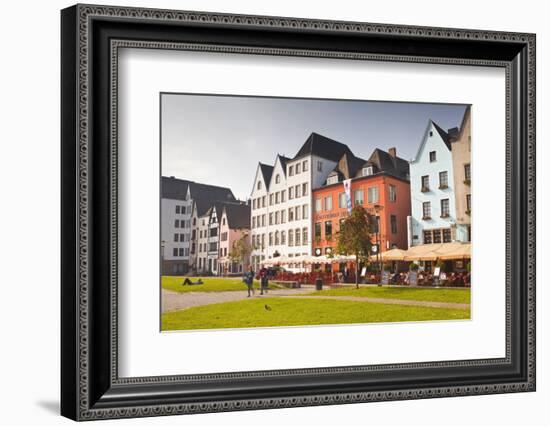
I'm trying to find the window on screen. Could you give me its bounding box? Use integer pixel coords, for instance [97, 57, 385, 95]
[429, 151, 436, 162]
[180, 234, 185, 241]
[257, 180, 262, 190]
[275, 174, 281, 184]
[289, 165, 294, 176]
[295, 229, 301, 246]
[367, 186, 379, 204]
[281, 210, 286, 223]
[261, 234, 265, 248]
[362, 166, 373, 176]
[371, 216, 380, 234]
[302, 204, 308, 219]
[176, 205, 181, 214]
[302, 182, 308, 196]
[252, 216, 256, 228]
[288, 229, 294, 246]
[181, 206, 186, 214]
[174, 220, 179, 228]
[295, 184, 301, 198]
[281, 231, 286, 245]
[354, 189, 364, 205]
[262, 196, 266, 207]
[303, 160, 308, 171]
[174, 234, 179, 242]
[422, 202, 431, 219]
[288, 207, 294, 221]
[302, 227, 308, 245]
[317, 161, 323, 172]
[466, 194, 471, 212]
[281, 191, 286, 202]
[295, 206, 301, 221]
[325, 221, 333, 238]
[269, 213, 273, 225]
[390, 215, 397, 234]
[423, 230, 432, 244]
[324, 196, 332, 211]
[269, 232, 273, 246]
[439, 171, 449, 188]
[315, 198, 322, 212]
[421, 175, 430, 191]
[289, 187, 294, 199]
[389, 185, 397, 202]
[222, 217, 226, 225]
[315, 222, 322, 238]
[296, 163, 301, 174]
[275, 231, 280, 245]
[442, 228, 452, 243]
[261, 214, 266, 227]
[433, 229, 442, 243]
[269, 194, 274, 205]
[210, 228, 218, 237]
[327, 175, 339, 185]
[464, 163, 471, 182]
[441, 199, 450, 217]
[252, 198, 256, 210]
[338, 192, 346, 208]
[275, 192, 280, 204]
[179, 248, 184, 257]
[173, 248, 178, 257]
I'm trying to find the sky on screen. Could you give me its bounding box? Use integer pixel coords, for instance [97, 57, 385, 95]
[161, 93, 468, 200]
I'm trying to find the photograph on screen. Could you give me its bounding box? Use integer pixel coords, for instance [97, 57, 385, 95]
[160, 94, 472, 331]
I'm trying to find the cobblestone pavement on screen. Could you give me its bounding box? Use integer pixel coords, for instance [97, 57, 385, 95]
[161, 288, 470, 313]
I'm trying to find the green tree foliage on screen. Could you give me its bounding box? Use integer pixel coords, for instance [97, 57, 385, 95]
[228, 232, 252, 271]
[336, 205, 375, 288]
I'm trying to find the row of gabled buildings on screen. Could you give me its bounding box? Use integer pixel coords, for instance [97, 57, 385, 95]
[161, 106, 471, 275]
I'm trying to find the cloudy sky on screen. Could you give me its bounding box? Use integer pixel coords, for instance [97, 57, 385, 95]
[161, 93, 468, 200]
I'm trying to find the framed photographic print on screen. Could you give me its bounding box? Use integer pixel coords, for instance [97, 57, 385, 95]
[61, 4, 536, 421]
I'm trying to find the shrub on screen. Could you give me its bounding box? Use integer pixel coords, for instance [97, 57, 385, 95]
[409, 262, 419, 271]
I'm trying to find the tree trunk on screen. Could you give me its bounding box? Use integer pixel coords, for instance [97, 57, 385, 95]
[355, 254, 359, 289]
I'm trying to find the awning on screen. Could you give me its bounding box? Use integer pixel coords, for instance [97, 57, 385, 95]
[370, 248, 408, 261]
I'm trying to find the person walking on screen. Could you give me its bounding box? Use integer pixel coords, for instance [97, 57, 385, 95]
[260, 267, 269, 295]
[243, 266, 255, 297]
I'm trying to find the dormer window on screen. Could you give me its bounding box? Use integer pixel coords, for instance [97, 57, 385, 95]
[327, 175, 339, 185]
[362, 166, 373, 176]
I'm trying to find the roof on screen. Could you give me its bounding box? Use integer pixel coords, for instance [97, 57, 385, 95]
[363, 148, 410, 180]
[223, 203, 251, 229]
[293, 132, 353, 162]
[259, 163, 274, 186]
[161, 176, 192, 200]
[327, 152, 367, 182]
[277, 155, 291, 176]
[431, 121, 452, 150]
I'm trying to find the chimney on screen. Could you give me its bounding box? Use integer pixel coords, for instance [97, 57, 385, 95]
[388, 147, 397, 158]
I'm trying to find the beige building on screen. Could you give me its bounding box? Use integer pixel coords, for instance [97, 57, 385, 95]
[451, 106, 472, 242]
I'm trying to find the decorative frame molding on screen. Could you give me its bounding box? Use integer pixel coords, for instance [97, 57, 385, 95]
[61, 4, 535, 421]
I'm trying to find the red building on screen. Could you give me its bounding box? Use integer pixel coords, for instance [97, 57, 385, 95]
[312, 148, 411, 266]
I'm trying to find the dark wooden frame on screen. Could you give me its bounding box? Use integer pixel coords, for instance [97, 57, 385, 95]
[61, 4, 536, 421]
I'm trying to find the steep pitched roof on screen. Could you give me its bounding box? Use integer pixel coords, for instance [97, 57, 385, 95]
[259, 163, 274, 186]
[362, 148, 410, 180]
[293, 132, 353, 162]
[327, 152, 367, 182]
[223, 203, 251, 230]
[187, 181, 236, 216]
[277, 155, 291, 176]
[431, 121, 452, 150]
[161, 176, 192, 200]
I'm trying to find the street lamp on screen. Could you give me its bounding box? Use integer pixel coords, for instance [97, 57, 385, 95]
[373, 204, 384, 285]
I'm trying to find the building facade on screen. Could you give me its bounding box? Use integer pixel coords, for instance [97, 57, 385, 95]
[451, 106, 472, 242]
[408, 120, 459, 247]
[249, 133, 354, 270]
[312, 148, 411, 262]
[218, 203, 251, 275]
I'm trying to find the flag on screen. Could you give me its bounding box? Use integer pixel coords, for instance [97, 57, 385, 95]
[343, 179, 352, 214]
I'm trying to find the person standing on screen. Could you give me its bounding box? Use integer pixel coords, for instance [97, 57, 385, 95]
[243, 266, 255, 297]
[260, 267, 269, 295]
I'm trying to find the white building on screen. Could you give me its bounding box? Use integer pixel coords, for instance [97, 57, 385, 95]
[249, 132, 355, 270]
[161, 176, 235, 275]
[407, 121, 460, 247]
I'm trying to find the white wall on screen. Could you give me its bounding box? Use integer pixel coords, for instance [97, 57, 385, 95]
[0, 1, 547, 425]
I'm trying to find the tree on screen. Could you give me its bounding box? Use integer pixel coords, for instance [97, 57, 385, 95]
[336, 205, 375, 288]
[228, 231, 252, 273]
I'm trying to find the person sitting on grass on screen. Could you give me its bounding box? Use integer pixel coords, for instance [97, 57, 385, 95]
[243, 266, 255, 297]
[183, 277, 203, 286]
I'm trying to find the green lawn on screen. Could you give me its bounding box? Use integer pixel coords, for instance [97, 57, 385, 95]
[162, 297, 470, 331]
[303, 286, 470, 304]
[162, 276, 281, 293]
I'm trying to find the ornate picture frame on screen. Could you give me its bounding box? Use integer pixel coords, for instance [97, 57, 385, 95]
[61, 4, 535, 420]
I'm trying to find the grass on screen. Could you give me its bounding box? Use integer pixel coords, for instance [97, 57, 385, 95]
[161, 276, 281, 293]
[161, 297, 470, 331]
[303, 286, 470, 304]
